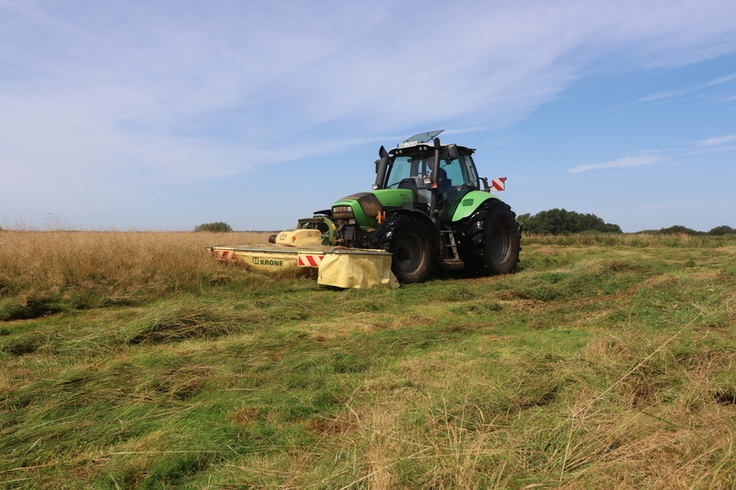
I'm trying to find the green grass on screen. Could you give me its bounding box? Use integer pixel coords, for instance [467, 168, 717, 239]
[1, 233, 735, 489]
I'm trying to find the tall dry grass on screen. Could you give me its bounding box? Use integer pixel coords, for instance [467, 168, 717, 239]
[0, 230, 270, 309]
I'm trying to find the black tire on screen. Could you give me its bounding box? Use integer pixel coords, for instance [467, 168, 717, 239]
[459, 201, 520, 276]
[375, 215, 435, 283]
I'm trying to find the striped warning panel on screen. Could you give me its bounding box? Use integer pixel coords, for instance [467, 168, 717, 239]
[297, 254, 325, 268]
[217, 250, 237, 262]
[491, 177, 506, 192]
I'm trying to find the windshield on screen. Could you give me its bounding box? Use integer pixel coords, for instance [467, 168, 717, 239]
[385, 153, 479, 189]
[385, 155, 434, 188]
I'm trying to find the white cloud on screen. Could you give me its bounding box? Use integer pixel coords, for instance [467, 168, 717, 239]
[639, 72, 736, 102]
[568, 156, 662, 173]
[704, 73, 736, 87]
[699, 134, 736, 147]
[4, 1, 736, 146]
[638, 89, 689, 102]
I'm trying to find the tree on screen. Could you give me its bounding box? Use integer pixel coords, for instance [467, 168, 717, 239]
[194, 222, 233, 232]
[657, 225, 699, 235]
[708, 225, 736, 236]
[517, 209, 621, 235]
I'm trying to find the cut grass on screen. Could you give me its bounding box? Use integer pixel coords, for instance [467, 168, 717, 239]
[0, 232, 735, 488]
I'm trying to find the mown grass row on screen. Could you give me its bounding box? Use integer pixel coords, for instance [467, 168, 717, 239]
[1, 232, 735, 488]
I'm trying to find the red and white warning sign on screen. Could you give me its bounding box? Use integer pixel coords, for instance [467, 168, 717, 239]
[297, 254, 325, 268]
[217, 250, 237, 262]
[491, 177, 507, 192]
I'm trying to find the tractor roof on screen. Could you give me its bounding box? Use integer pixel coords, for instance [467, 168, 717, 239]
[402, 130, 444, 145]
[390, 130, 475, 155]
[389, 142, 475, 156]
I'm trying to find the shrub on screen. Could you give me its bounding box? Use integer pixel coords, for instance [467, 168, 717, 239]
[194, 222, 232, 232]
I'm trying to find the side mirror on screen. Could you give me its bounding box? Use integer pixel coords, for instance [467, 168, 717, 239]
[447, 144, 459, 160]
[374, 146, 391, 189]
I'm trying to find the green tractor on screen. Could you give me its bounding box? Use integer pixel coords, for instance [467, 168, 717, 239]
[273, 130, 521, 283]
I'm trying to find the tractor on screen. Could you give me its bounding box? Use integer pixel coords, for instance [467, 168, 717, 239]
[272, 130, 521, 283]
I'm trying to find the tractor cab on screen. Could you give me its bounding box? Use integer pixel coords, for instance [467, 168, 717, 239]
[376, 131, 482, 222]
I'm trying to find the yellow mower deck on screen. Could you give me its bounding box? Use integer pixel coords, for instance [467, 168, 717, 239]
[208, 244, 399, 289]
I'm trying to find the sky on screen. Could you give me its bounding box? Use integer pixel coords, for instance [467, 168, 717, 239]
[1, 0, 735, 233]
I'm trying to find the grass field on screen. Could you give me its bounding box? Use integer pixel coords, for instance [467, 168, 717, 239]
[1, 231, 735, 489]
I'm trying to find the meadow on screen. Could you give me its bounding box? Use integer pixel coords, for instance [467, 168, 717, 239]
[1, 230, 735, 489]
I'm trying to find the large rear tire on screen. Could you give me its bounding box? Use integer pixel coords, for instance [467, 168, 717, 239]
[459, 201, 520, 276]
[375, 215, 435, 284]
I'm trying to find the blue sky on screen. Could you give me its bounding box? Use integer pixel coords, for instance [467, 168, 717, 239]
[1, 0, 735, 233]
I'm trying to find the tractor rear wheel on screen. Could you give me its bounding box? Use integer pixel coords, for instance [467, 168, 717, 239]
[460, 201, 520, 276]
[375, 215, 434, 283]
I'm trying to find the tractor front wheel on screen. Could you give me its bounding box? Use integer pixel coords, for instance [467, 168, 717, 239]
[375, 215, 435, 283]
[460, 201, 520, 276]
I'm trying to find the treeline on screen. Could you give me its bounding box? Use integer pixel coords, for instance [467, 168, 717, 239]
[639, 225, 736, 236]
[517, 209, 622, 235]
[517, 209, 735, 236]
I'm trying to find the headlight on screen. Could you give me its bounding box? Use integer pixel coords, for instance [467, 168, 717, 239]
[332, 205, 355, 219]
